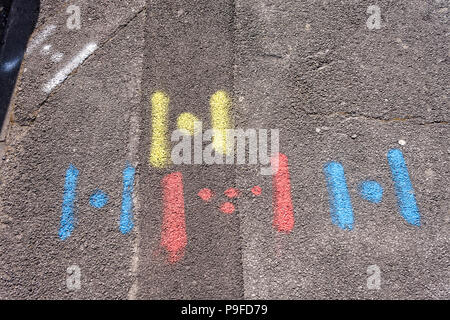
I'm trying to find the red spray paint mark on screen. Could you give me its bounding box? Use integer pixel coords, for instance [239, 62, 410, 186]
[224, 187, 239, 198]
[251, 185, 262, 196]
[161, 172, 187, 263]
[272, 153, 294, 233]
[220, 202, 235, 214]
[198, 188, 214, 201]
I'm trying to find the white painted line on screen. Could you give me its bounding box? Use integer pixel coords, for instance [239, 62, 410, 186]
[26, 24, 57, 55]
[43, 43, 98, 93]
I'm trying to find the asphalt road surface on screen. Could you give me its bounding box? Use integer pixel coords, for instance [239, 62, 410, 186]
[0, 0, 448, 299]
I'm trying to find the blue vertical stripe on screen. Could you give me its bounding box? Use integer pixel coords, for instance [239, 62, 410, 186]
[387, 149, 421, 226]
[324, 162, 354, 230]
[120, 163, 136, 234]
[59, 164, 79, 240]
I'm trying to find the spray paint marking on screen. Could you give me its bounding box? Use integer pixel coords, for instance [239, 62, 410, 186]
[198, 186, 263, 214]
[89, 189, 109, 209]
[198, 188, 214, 201]
[26, 24, 56, 55]
[251, 185, 262, 196]
[43, 42, 98, 93]
[359, 180, 383, 204]
[220, 202, 235, 214]
[272, 153, 294, 233]
[161, 172, 187, 263]
[210, 90, 232, 155]
[387, 149, 421, 226]
[149, 91, 170, 168]
[59, 164, 79, 240]
[120, 164, 136, 234]
[177, 112, 200, 136]
[224, 187, 239, 198]
[40, 44, 64, 63]
[323, 162, 354, 230]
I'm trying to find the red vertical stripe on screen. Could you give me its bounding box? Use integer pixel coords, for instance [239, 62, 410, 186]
[272, 153, 294, 233]
[161, 172, 187, 263]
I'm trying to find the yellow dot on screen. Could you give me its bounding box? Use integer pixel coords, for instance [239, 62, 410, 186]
[177, 112, 200, 136]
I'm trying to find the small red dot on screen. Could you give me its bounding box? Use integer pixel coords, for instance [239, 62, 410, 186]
[198, 188, 214, 201]
[251, 186, 262, 196]
[224, 187, 239, 198]
[220, 202, 235, 214]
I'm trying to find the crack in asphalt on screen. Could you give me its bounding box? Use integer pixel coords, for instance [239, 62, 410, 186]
[306, 111, 449, 125]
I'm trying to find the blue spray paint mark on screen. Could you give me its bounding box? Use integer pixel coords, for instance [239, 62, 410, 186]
[120, 163, 136, 234]
[387, 149, 421, 226]
[359, 180, 384, 204]
[1, 57, 21, 72]
[324, 162, 354, 230]
[89, 189, 109, 208]
[59, 164, 79, 240]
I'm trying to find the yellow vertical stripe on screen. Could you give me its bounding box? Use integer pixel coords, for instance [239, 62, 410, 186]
[210, 90, 232, 155]
[150, 91, 170, 168]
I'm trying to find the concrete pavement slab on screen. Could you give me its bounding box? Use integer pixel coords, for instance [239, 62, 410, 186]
[235, 0, 448, 299]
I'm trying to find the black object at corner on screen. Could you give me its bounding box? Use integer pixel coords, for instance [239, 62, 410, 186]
[0, 0, 40, 131]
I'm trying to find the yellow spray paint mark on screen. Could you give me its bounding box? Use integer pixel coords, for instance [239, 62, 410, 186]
[210, 90, 232, 155]
[150, 91, 170, 168]
[177, 112, 200, 136]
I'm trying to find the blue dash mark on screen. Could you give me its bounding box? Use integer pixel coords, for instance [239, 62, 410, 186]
[59, 164, 79, 240]
[387, 149, 421, 226]
[120, 163, 136, 234]
[323, 161, 354, 230]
